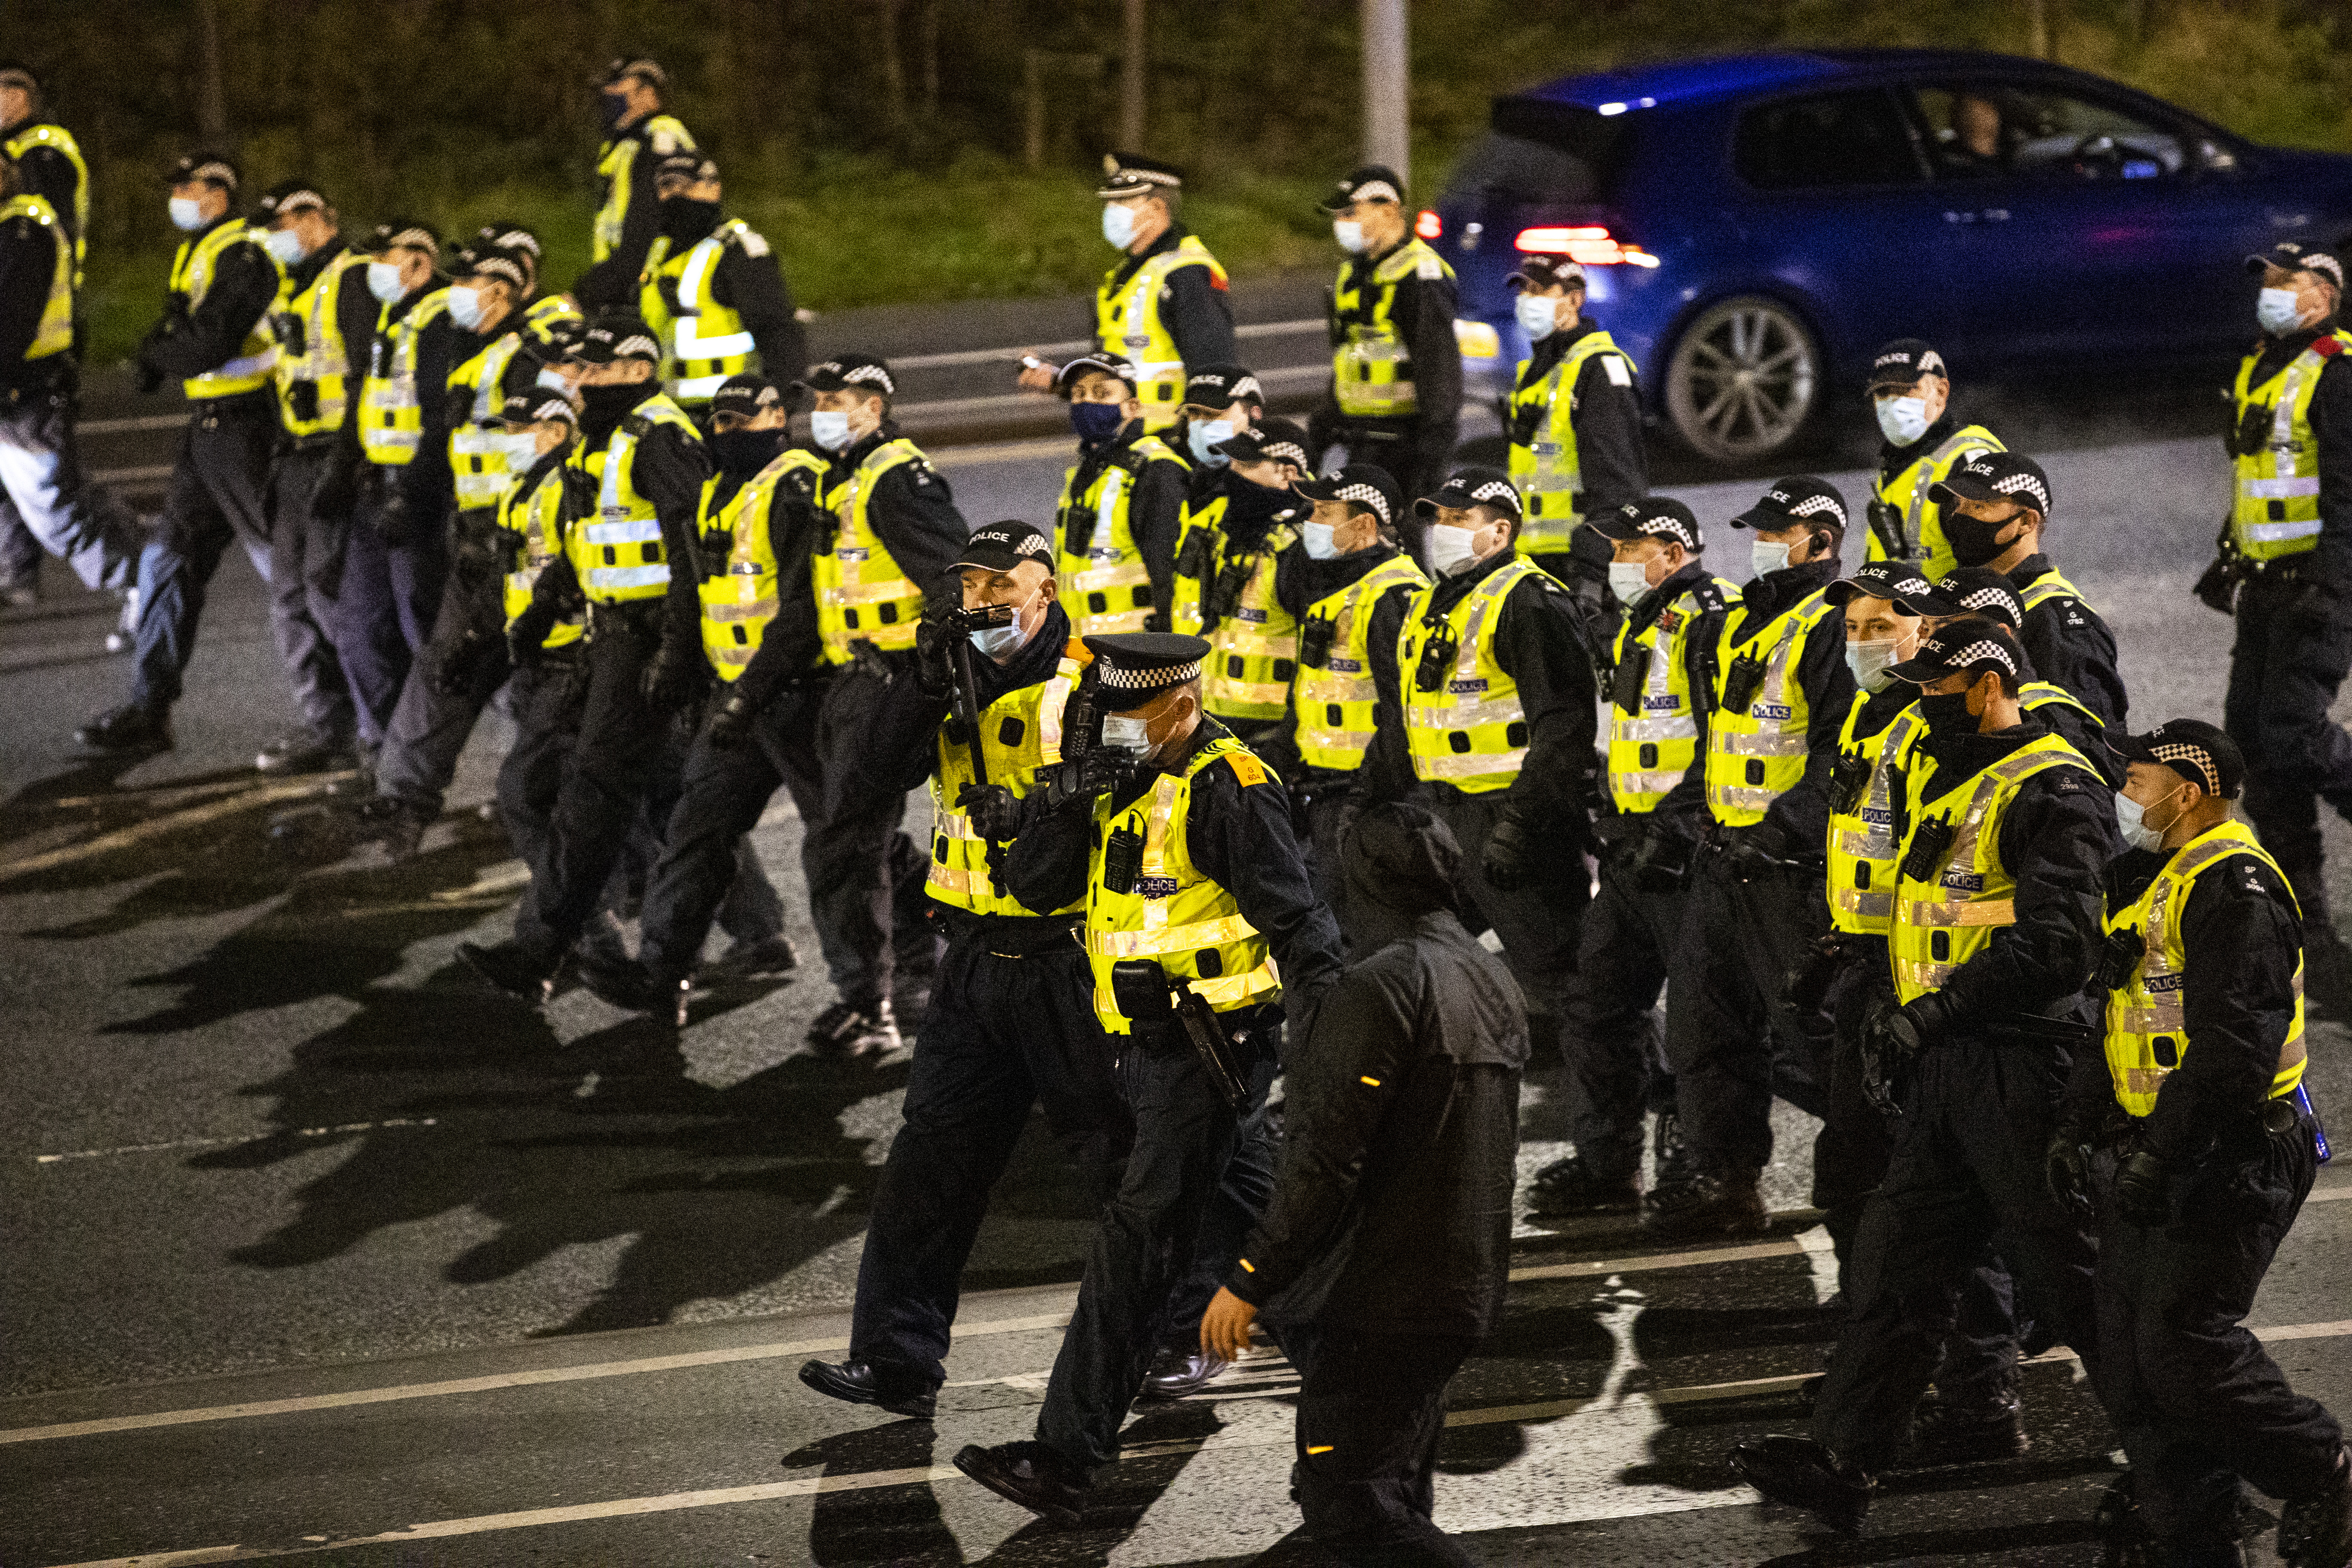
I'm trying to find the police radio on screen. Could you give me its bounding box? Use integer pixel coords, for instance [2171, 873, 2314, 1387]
[1609, 645, 1653, 714]
[1828, 749, 1874, 816]
[1897, 815, 1957, 885]
[1721, 650, 1768, 715]
[1412, 619, 1460, 693]
[1298, 612, 1338, 670]
[1102, 825, 1145, 896]
[1061, 664, 1105, 761]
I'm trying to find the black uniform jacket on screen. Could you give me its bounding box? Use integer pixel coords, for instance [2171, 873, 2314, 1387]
[573, 110, 692, 310]
[1261, 541, 1418, 788]
[138, 214, 277, 405]
[2235, 323, 2352, 590]
[701, 443, 831, 707]
[0, 195, 66, 386]
[523, 387, 711, 655]
[648, 205, 808, 382]
[10, 122, 83, 248]
[2008, 553, 2128, 733]
[1517, 316, 1648, 521]
[1066, 418, 1187, 627]
[1094, 222, 1236, 380]
[1721, 555, 1854, 858]
[1309, 235, 1461, 484]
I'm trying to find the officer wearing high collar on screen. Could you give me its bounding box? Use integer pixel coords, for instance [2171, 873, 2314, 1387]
[1504, 253, 1646, 637]
[1308, 165, 1461, 511]
[2052, 719, 2352, 1568]
[1173, 361, 1263, 473]
[1169, 416, 1308, 642]
[81, 153, 285, 756]
[1531, 497, 1734, 1216]
[636, 153, 804, 410]
[1926, 449, 2127, 732]
[1862, 338, 2004, 580]
[1732, 617, 2114, 1534]
[1363, 465, 1597, 1078]
[799, 519, 1129, 1423]
[458, 313, 714, 999]
[954, 631, 1343, 1528]
[1014, 154, 1235, 434]
[1178, 424, 1331, 750]
[1918, 563, 2122, 786]
[0, 64, 85, 285]
[1050, 351, 1189, 637]
[576, 55, 697, 310]
[1651, 477, 1850, 1236]
[2198, 242, 2352, 958]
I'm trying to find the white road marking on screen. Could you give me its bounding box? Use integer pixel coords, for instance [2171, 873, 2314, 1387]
[0, 776, 354, 882]
[34, 1119, 439, 1166]
[1794, 1221, 1841, 1305]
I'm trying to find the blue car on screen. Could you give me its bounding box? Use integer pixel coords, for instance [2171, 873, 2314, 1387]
[1433, 49, 2352, 464]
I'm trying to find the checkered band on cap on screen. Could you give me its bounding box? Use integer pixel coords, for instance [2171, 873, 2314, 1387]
[1225, 374, 1264, 401]
[380, 226, 438, 258]
[612, 332, 658, 360]
[1348, 179, 1400, 204]
[1098, 658, 1202, 690]
[1780, 492, 1844, 521]
[266, 187, 327, 216]
[467, 254, 528, 291]
[1889, 574, 1935, 598]
[528, 396, 577, 423]
[1942, 636, 2017, 676]
[1626, 508, 1699, 552]
[488, 227, 542, 257]
[1258, 437, 1308, 468]
[1954, 585, 2018, 614]
[2150, 740, 2221, 796]
[1335, 482, 1393, 528]
[185, 159, 238, 190]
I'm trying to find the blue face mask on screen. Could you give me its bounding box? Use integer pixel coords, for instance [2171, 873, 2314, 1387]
[2116, 787, 2184, 854]
[2258, 286, 2305, 337]
[1515, 292, 1559, 343]
[1875, 395, 1930, 447]
[599, 91, 631, 132]
[1070, 400, 1126, 444]
[262, 227, 308, 266]
[810, 410, 855, 452]
[1302, 521, 1341, 560]
[445, 285, 485, 332]
[1102, 202, 1137, 250]
[970, 591, 1038, 659]
[366, 260, 407, 304]
[168, 196, 206, 233]
[1751, 539, 1792, 579]
[1188, 419, 1235, 466]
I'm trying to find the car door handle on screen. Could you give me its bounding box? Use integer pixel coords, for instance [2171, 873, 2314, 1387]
[1943, 210, 1976, 224]
[1943, 208, 2012, 224]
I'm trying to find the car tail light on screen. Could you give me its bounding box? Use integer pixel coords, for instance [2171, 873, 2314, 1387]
[1415, 208, 1443, 241]
[1514, 225, 1660, 268]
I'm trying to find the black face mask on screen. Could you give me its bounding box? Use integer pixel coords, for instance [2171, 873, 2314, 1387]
[579, 381, 648, 441]
[711, 428, 784, 477]
[599, 91, 631, 132]
[1943, 510, 2023, 569]
[1916, 690, 1978, 736]
[659, 196, 721, 243]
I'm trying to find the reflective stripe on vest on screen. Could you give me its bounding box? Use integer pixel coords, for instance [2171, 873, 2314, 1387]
[1330, 239, 1455, 420]
[1095, 234, 1225, 432]
[593, 116, 695, 264]
[930, 647, 1088, 917]
[498, 451, 587, 650]
[448, 332, 526, 511]
[1608, 576, 1736, 814]
[169, 220, 283, 399]
[1295, 551, 1430, 771]
[1401, 558, 1544, 793]
[1826, 698, 1926, 934]
[643, 220, 760, 406]
[1055, 434, 1186, 637]
[565, 395, 699, 603]
[1865, 426, 2001, 580]
[4, 122, 88, 281]
[272, 250, 364, 440]
[358, 287, 451, 466]
[697, 449, 830, 679]
[1507, 330, 1635, 551]
[1704, 589, 1835, 826]
[1167, 493, 1225, 639]
[0, 194, 72, 361]
[1204, 522, 1302, 721]
[816, 438, 929, 662]
[2230, 336, 2351, 558]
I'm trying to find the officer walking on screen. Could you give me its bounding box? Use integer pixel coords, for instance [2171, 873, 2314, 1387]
[1504, 254, 1646, 627]
[1731, 616, 2112, 1533]
[1531, 498, 1734, 1216]
[2052, 718, 2352, 1568]
[1861, 338, 2003, 578]
[1198, 802, 1526, 1568]
[953, 632, 1343, 1527]
[1051, 352, 1189, 637]
[576, 56, 695, 310]
[1168, 417, 1309, 640]
[1183, 420, 1326, 749]
[1308, 166, 1461, 508]
[1651, 478, 1851, 1236]
[2202, 242, 2352, 952]
[80, 153, 283, 756]
[0, 63, 85, 280]
[1015, 153, 1234, 432]
[799, 520, 1130, 1420]
[637, 153, 805, 410]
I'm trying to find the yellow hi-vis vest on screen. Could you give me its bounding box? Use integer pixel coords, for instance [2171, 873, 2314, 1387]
[1608, 575, 1739, 814]
[1865, 424, 2003, 580]
[1203, 520, 1302, 722]
[2231, 333, 2352, 562]
[4, 122, 88, 284]
[1703, 589, 1838, 827]
[498, 448, 587, 652]
[1330, 238, 1454, 420]
[447, 331, 525, 514]
[271, 249, 363, 441]
[1096, 233, 1226, 431]
[816, 438, 929, 663]
[1890, 731, 2094, 1004]
[1168, 490, 1225, 639]
[641, 219, 764, 405]
[1401, 557, 1549, 794]
[1826, 697, 1926, 935]
[1055, 434, 1185, 637]
[928, 640, 1091, 917]
[0, 194, 72, 362]
[1295, 550, 1430, 772]
[2104, 819, 2306, 1116]
[696, 447, 830, 680]
[358, 287, 450, 466]
[565, 394, 700, 604]
[1084, 736, 1283, 1033]
[1507, 329, 1636, 554]
[593, 114, 695, 264]
[168, 219, 282, 399]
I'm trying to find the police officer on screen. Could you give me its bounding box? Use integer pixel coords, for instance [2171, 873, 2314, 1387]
[637, 153, 805, 411]
[0, 63, 84, 282]
[80, 153, 283, 755]
[1198, 802, 1525, 1568]
[1173, 361, 1262, 471]
[1182, 422, 1323, 750]
[1731, 616, 2111, 1533]
[1651, 478, 1851, 1237]
[2053, 719, 2352, 1568]
[799, 520, 1130, 1419]
[1531, 498, 1734, 1216]
[1169, 417, 1309, 640]
[1052, 352, 1189, 637]
[952, 632, 1343, 1526]
[1504, 254, 1645, 629]
[1309, 166, 1461, 508]
[1015, 154, 1234, 433]
[1367, 466, 1596, 1074]
[2201, 242, 2352, 954]
[458, 219, 576, 348]
[576, 56, 695, 310]
[1921, 564, 2120, 785]
[1861, 338, 2003, 578]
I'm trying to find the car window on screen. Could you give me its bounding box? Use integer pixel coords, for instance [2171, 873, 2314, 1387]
[1733, 89, 1926, 190]
[1911, 84, 2184, 181]
[1445, 100, 1638, 205]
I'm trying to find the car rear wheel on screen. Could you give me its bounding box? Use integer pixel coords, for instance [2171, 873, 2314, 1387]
[1664, 296, 1821, 465]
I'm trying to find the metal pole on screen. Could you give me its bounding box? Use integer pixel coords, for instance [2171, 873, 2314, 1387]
[1121, 0, 1146, 150]
[195, 0, 229, 147]
[1361, 0, 1408, 187]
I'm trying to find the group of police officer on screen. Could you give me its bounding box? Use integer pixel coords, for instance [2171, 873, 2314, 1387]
[5, 49, 2349, 1566]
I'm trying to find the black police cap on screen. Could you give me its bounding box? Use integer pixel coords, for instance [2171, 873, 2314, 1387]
[1319, 164, 1405, 213]
[2114, 718, 2245, 800]
[1412, 464, 1521, 523]
[1732, 476, 1847, 533]
[1084, 632, 1211, 712]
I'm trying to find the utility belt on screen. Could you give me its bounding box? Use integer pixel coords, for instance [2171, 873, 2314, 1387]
[0, 358, 75, 407]
[937, 906, 1083, 957]
[188, 388, 276, 428]
[587, 598, 666, 641]
[1108, 958, 1266, 1106]
[2095, 1084, 2328, 1161]
[843, 639, 915, 682]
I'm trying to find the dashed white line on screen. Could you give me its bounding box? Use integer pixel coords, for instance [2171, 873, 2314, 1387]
[34, 1119, 440, 1166]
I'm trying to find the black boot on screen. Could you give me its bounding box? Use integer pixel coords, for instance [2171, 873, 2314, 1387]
[1527, 1153, 1641, 1216]
[76, 702, 173, 756]
[796, 1358, 936, 1420]
[2282, 1444, 2352, 1568]
[1643, 1167, 1767, 1237]
[455, 939, 560, 1002]
[1903, 1384, 2029, 1466]
[581, 956, 691, 1029]
[1728, 1434, 1874, 1533]
[952, 1440, 1091, 1528]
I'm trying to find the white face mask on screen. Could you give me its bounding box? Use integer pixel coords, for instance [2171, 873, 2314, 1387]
[1426, 522, 1484, 578]
[2258, 286, 2305, 337]
[1302, 521, 1341, 560]
[1607, 559, 1654, 603]
[366, 260, 407, 304]
[445, 285, 485, 332]
[810, 409, 856, 452]
[1751, 539, 1793, 579]
[1100, 713, 1153, 755]
[1515, 292, 1559, 343]
[1102, 202, 1138, 250]
[168, 196, 206, 233]
[1188, 419, 1235, 467]
[1844, 634, 1912, 694]
[1333, 219, 1366, 254]
[262, 227, 308, 265]
[969, 590, 1039, 660]
[2116, 789, 2182, 854]
[496, 432, 543, 472]
[536, 365, 573, 395]
[1875, 395, 1930, 447]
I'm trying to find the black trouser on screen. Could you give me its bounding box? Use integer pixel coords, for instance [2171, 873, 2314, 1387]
[1559, 849, 1684, 1183]
[1427, 787, 1586, 1035]
[336, 478, 449, 749]
[2226, 570, 2352, 917]
[1155, 1074, 1284, 1354]
[374, 516, 508, 817]
[848, 919, 1129, 1389]
[497, 655, 585, 876]
[1302, 785, 1360, 949]
[1035, 1011, 1275, 1473]
[264, 444, 357, 748]
[2094, 1106, 2341, 1555]
[129, 395, 275, 714]
[1811, 1036, 2099, 1473]
[1661, 844, 1830, 1176]
[1274, 1324, 1479, 1568]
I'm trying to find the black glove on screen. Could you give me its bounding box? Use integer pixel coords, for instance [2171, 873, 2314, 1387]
[372, 489, 421, 548]
[432, 626, 494, 697]
[914, 613, 957, 700]
[2113, 1148, 2170, 1226]
[2192, 554, 2239, 616]
[1871, 988, 1955, 1062]
[1036, 750, 1135, 814]
[2044, 1128, 2093, 1218]
[1782, 934, 1847, 1014]
[311, 462, 359, 526]
[1481, 804, 1538, 893]
[705, 683, 755, 748]
[1721, 822, 1789, 882]
[1624, 825, 1694, 892]
[1857, 987, 1905, 1120]
[640, 638, 704, 709]
[956, 782, 1023, 843]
